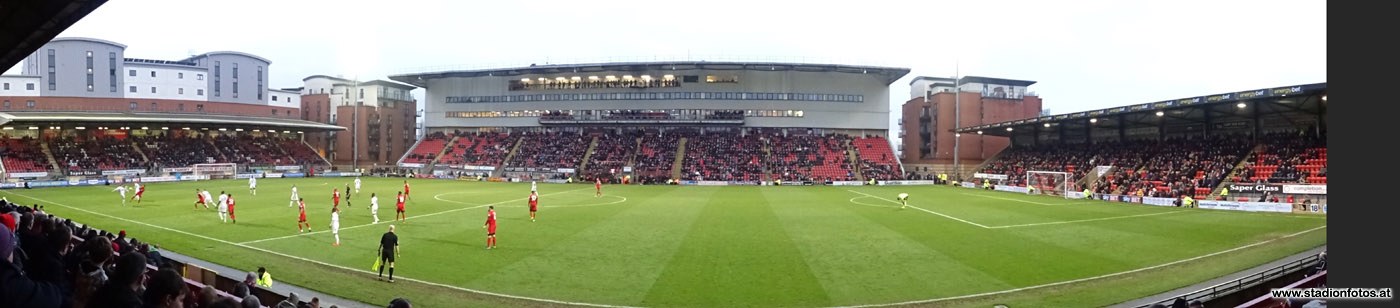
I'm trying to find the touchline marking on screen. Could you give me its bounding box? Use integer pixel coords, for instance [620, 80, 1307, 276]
[831, 224, 1328, 308]
[0, 189, 634, 308]
[846, 190, 992, 229]
[240, 187, 591, 245]
[986, 210, 1188, 229]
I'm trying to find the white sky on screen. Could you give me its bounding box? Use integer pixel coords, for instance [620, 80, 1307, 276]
[6, 0, 1325, 138]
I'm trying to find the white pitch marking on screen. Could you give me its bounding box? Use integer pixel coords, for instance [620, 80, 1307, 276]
[848, 196, 901, 209]
[0, 188, 634, 308]
[959, 192, 1092, 206]
[831, 224, 1328, 308]
[239, 187, 590, 245]
[987, 210, 1189, 229]
[846, 190, 992, 229]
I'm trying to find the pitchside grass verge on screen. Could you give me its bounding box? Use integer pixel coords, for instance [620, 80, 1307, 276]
[1, 178, 1327, 307]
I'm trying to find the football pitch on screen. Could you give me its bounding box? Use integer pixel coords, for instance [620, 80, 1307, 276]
[1, 178, 1327, 307]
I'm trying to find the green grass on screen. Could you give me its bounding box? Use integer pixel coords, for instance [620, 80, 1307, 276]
[1, 178, 1327, 307]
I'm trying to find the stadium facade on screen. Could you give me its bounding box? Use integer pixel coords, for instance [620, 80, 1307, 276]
[392, 61, 909, 133]
[0, 37, 345, 180]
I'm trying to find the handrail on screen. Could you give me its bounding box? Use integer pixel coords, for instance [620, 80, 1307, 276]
[1133, 253, 1322, 307]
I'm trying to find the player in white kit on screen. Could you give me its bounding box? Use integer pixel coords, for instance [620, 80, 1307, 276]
[370, 193, 380, 224]
[113, 185, 129, 206]
[330, 206, 341, 246]
[201, 189, 215, 208]
[354, 177, 362, 194]
[249, 177, 258, 195]
[217, 191, 230, 223]
[289, 185, 299, 207]
[531, 180, 537, 193]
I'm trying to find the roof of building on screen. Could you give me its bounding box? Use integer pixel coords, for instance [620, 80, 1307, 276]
[956, 82, 1326, 136]
[390, 61, 912, 87]
[908, 76, 956, 86]
[0, 111, 344, 131]
[302, 75, 353, 82]
[47, 37, 126, 48]
[180, 51, 272, 64]
[0, 1, 109, 71]
[360, 80, 417, 90]
[957, 76, 1037, 87]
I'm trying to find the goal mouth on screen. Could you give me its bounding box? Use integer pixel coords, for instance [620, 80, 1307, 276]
[194, 163, 239, 180]
[1026, 171, 1075, 199]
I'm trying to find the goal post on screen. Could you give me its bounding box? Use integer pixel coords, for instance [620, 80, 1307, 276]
[1026, 171, 1074, 199]
[194, 163, 238, 180]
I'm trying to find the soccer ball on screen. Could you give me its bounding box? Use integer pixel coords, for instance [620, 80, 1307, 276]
[897, 193, 909, 201]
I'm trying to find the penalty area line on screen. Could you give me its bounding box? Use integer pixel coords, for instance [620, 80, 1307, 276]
[845, 190, 992, 229]
[0, 189, 634, 308]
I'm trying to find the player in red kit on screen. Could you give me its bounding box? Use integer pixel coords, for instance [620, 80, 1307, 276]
[528, 191, 538, 222]
[133, 182, 146, 204]
[402, 181, 411, 200]
[482, 206, 497, 249]
[297, 198, 311, 232]
[195, 189, 206, 209]
[395, 191, 406, 222]
[227, 194, 237, 223]
[332, 189, 341, 209]
[595, 178, 602, 197]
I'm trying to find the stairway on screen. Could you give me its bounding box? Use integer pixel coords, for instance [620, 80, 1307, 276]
[624, 137, 641, 170]
[760, 138, 772, 182]
[422, 135, 458, 170]
[130, 142, 151, 166]
[846, 139, 864, 182]
[493, 136, 524, 177]
[1213, 143, 1265, 196]
[40, 142, 61, 174]
[206, 139, 229, 162]
[576, 136, 600, 172]
[670, 137, 687, 180]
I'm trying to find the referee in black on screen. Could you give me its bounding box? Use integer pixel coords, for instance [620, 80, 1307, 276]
[378, 225, 399, 282]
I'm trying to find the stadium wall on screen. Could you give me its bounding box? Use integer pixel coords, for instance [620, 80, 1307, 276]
[0, 96, 303, 120]
[420, 68, 892, 130]
[0, 76, 41, 96]
[21, 38, 127, 98]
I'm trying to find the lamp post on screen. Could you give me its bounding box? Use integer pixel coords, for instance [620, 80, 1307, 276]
[352, 76, 360, 171]
[952, 62, 961, 180]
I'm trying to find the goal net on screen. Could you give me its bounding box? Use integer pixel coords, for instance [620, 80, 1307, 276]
[194, 163, 238, 180]
[1026, 171, 1074, 199]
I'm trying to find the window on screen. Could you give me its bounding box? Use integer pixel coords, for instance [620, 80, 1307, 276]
[179, 104, 184, 111]
[232, 63, 238, 79]
[272, 109, 277, 115]
[197, 89, 204, 96]
[2, 83, 7, 90]
[196, 104, 204, 112]
[108, 52, 117, 92]
[151, 102, 158, 110]
[47, 49, 55, 90]
[178, 72, 184, 79]
[129, 70, 137, 76]
[273, 95, 278, 101]
[151, 71, 156, 77]
[26, 101, 35, 109]
[26, 83, 34, 91]
[179, 88, 184, 95]
[130, 102, 138, 110]
[151, 87, 157, 93]
[197, 74, 204, 80]
[129, 86, 136, 93]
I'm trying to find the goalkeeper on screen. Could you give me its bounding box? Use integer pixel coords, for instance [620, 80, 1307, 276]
[897, 193, 910, 209]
